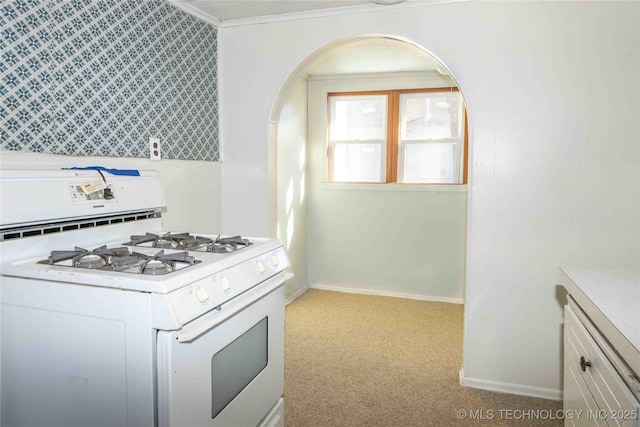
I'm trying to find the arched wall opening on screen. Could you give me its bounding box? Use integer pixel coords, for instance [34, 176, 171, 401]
[268, 34, 471, 317]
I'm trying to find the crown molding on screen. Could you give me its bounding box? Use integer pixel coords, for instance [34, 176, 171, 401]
[167, 0, 468, 29]
[167, 0, 221, 27]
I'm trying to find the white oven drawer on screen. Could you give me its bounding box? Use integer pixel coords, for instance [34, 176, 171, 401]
[564, 305, 640, 426]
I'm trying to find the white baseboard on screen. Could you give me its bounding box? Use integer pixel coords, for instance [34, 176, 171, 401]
[459, 369, 562, 401]
[309, 283, 464, 304]
[285, 285, 309, 305]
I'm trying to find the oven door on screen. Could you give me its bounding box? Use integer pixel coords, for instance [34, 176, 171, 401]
[156, 273, 289, 427]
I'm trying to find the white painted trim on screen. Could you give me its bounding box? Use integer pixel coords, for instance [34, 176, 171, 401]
[310, 284, 464, 304]
[219, 0, 469, 28]
[285, 286, 309, 306]
[220, 4, 375, 27]
[307, 70, 451, 82]
[320, 182, 468, 192]
[460, 373, 563, 401]
[166, 1, 221, 27]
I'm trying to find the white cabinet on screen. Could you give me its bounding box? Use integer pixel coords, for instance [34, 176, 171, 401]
[564, 301, 640, 426]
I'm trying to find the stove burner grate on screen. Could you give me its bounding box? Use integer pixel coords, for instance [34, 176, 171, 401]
[126, 232, 191, 249]
[131, 250, 199, 276]
[42, 246, 131, 269]
[39, 246, 202, 275]
[180, 235, 252, 253]
[125, 232, 252, 253]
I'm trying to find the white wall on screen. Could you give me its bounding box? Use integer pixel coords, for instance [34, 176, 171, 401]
[218, 1, 640, 398]
[308, 184, 467, 302]
[0, 152, 222, 233]
[276, 78, 310, 302]
[307, 72, 466, 303]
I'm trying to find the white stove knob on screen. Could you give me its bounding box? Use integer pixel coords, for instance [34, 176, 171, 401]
[255, 260, 267, 274]
[270, 254, 280, 267]
[195, 287, 209, 303]
[219, 276, 231, 292]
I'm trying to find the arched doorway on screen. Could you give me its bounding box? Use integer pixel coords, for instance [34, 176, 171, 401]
[269, 34, 470, 308]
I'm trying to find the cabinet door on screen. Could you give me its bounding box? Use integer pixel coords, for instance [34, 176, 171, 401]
[565, 304, 640, 427]
[564, 307, 607, 426]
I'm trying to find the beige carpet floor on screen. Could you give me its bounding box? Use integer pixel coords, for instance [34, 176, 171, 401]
[284, 289, 563, 427]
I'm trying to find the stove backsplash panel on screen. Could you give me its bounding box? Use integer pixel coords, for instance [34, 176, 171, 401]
[0, 0, 219, 161]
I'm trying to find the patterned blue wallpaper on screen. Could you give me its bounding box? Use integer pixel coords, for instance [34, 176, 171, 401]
[1, 0, 219, 161]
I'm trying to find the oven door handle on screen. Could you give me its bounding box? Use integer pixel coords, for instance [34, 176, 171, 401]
[176, 272, 292, 343]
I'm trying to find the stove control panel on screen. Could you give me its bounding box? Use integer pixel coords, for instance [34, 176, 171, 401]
[162, 246, 291, 327]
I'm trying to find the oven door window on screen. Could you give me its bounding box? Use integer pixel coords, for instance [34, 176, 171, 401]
[211, 317, 268, 418]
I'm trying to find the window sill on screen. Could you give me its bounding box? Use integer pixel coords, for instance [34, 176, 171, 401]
[319, 183, 468, 192]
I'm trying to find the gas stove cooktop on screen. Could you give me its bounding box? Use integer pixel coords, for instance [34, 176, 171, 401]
[37, 233, 254, 276]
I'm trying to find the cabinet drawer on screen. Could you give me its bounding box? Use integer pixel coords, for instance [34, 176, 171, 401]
[565, 325, 607, 427]
[565, 305, 640, 427]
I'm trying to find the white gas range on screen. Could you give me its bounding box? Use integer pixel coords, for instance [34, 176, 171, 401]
[0, 168, 291, 427]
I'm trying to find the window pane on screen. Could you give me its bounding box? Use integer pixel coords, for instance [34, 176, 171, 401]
[334, 143, 383, 182]
[403, 143, 455, 183]
[401, 92, 461, 140]
[330, 96, 387, 140]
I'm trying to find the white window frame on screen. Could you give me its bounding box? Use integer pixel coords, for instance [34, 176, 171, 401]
[398, 91, 464, 184]
[328, 94, 388, 183]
